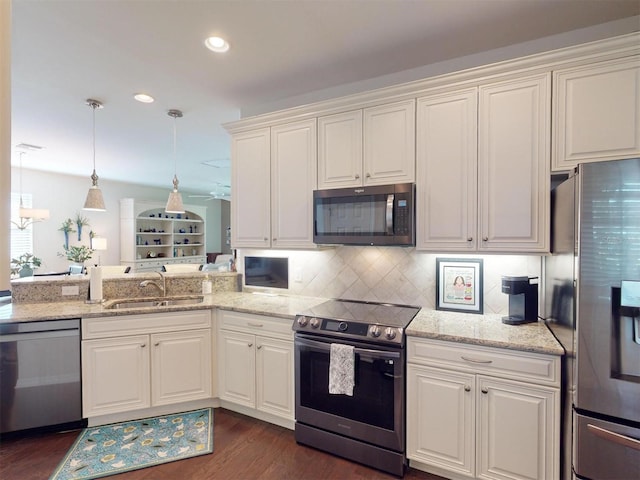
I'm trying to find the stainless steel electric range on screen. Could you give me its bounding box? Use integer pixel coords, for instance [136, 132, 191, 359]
[293, 298, 421, 477]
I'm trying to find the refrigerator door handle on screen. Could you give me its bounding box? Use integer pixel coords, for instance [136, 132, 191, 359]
[587, 423, 640, 451]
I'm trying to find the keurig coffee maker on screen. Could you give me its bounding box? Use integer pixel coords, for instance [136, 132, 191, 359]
[501, 276, 539, 325]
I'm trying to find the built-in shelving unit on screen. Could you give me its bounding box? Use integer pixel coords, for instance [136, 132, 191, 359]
[120, 198, 207, 272]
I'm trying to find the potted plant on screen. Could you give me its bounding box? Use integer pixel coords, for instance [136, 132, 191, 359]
[10, 253, 42, 278]
[60, 245, 94, 268]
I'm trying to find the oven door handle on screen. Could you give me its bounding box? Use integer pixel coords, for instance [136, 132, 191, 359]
[295, 336, 401, 359]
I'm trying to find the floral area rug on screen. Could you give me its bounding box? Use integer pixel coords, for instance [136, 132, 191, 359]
[49, 408, 213, 480]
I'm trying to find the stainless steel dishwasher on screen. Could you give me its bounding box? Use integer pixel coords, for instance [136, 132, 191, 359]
[0, 318, 85, 434]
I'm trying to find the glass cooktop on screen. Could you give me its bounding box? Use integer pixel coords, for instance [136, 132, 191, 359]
[298, 298, 420, 328]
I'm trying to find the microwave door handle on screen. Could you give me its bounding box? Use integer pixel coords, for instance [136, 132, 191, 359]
[386, 194, 394, 235]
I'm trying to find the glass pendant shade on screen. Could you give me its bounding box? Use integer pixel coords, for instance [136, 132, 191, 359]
[83, 99, 106, 212]
[84, 169, 106, 211]
[165, 109, 185, 214]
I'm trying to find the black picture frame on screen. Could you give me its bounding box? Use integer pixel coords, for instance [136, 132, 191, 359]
[436, 257, 483, 314]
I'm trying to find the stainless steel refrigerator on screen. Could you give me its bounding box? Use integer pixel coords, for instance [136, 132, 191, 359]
[544, 157, 640, 479]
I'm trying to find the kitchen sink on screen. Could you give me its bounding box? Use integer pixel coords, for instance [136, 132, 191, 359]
[105, 295, 205, 309]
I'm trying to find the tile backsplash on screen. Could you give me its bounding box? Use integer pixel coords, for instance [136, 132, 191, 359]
[237, 247, 542, 315]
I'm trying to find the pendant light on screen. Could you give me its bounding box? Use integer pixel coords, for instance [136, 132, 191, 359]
[11, 150, 50, 230]
[165, 109, 185, 214]
[83, 99, 106, 211]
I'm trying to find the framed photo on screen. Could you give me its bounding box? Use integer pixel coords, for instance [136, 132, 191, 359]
[436, 258, 483, 314]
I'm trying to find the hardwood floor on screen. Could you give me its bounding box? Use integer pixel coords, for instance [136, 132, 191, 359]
[0, 408, 445, 480]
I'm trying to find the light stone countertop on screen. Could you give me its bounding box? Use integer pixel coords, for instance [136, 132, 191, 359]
[406, 308, 564, 356]
[0, 292, 562, 356]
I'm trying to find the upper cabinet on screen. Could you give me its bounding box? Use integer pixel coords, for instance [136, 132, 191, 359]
[417, 73, 550, 253]
[552, 56, 640, 171]
[318, 99, 415, 189]
[231, 119, 317, 249]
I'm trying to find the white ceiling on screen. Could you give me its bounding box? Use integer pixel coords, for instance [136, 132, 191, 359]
[10, 0, 640, 197]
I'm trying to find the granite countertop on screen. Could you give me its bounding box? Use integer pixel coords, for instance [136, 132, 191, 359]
[0, 293, 563, 356]
[406, 309, 564, 356]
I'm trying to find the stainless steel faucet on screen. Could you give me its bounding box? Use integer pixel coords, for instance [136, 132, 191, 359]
[139, 272, 166, 295]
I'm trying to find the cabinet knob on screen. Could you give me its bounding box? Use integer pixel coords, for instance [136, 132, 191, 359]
[257, 345, 262, 350]
[154, 342, 160, 347]
[248, 343, 253, 347]
[263, 237, 268, 241]
[464, 385, 471, 392]
[273, 238, 277, 242]
[481, 387, 489, 394]
[365, 172, 371, 178]
[467, 237, 473, 242]
[355, 174, 360, 179]
[482, 236, 488, 242]
[141, 343, 146, 348]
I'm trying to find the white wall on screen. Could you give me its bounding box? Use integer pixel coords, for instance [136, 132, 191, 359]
[10, 168, 224, 272]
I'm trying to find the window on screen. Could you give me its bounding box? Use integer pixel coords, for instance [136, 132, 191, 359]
[10, 192, 34, 260]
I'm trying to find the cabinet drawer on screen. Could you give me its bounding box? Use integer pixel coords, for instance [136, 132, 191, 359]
[219, 310, 293, 339]
[82, 310, 212, 339]
[407, 337, 560, 387]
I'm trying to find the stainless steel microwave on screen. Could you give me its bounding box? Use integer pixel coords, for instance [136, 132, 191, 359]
[313, 183, 415, 246]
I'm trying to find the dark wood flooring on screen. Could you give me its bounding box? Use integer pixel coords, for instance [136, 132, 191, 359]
[0, 408, 445, 480]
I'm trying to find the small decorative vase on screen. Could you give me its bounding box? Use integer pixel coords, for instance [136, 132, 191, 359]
[63, 231, 70, 250]
[19, 266, 33, 277]
[77, 225, 83, 241]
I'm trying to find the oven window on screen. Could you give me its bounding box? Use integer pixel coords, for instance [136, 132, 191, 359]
[315, 196, 387, 236]
[298, 344, 398, 430]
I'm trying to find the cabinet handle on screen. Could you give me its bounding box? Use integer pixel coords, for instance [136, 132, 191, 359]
[273, 238, 277, 242]
[257, 345, 262, 350]
[482, 236, 488, 241]
[141, 343, 146, 348]
[355, 174, 360, 179]
[464, 385, 471, 392]
[587, 424, 640, 451]
[467, 237, 473, 242]
[248, 322, 264, 328]
[461, 356, 493, 364]
[481, 387, 489, 394]
[248, 343, 253, 347]
[263, 237, 268, 241]
[154, 342, 160, 347]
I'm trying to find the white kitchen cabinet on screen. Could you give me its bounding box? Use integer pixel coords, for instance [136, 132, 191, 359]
[231, 128, 271, 248]
[317, 99, 415, 189]
[552, 56, 640, 171]
[120, 198, 207, 272]
[231, 120, 317, 249]
[406, 337, 560, 480]
[82, 310, 212, 419]
[416, 73, 550, 253]
[271, 119, 317, 248]
[218, 310, 294, 428]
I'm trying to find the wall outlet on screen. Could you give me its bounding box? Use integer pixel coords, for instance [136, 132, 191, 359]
[61, 285, 80, 296]
[294, 267, 303, 283]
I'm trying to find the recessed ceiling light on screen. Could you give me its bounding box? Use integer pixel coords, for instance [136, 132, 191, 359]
[134, 93, 155, 103]
[204, 36, 230, 53]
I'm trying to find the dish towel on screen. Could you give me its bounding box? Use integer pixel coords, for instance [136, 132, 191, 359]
[329, 343, 355, 396]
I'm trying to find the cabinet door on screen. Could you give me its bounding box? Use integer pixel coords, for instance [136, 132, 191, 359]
[218, 330, 255, 408]
[363, 99, 416, 185]
[477, 376, 559, 480]
[82, 335, 150, 417]
[256, 336, 294, 420]
[318, 110, 363, 189]
[416, 89, 478, 251]
[231, 128, 271, 248]
[151, 329, 212, 406]
[271, 119, 317, 248]
[553, 56, 640, 170]
[407, 364, 475, 477]
[478, 74, 550, 253]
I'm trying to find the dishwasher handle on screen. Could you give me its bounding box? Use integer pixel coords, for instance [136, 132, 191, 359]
[0, 329, 79, 343]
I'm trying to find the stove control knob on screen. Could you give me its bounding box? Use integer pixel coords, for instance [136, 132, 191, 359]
[385, 327, 397, 340]
[310, 318, 320, 329]
[297, 316, 308, 327]
[370, 325, 381, 338]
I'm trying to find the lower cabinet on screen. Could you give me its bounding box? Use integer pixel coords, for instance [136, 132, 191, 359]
[81, 311, 212, 419]
[407, 337, 560, 480]
[217, 310, 294, 428]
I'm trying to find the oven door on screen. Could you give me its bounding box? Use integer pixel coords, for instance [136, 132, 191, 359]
[294, 333, 404, 452]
